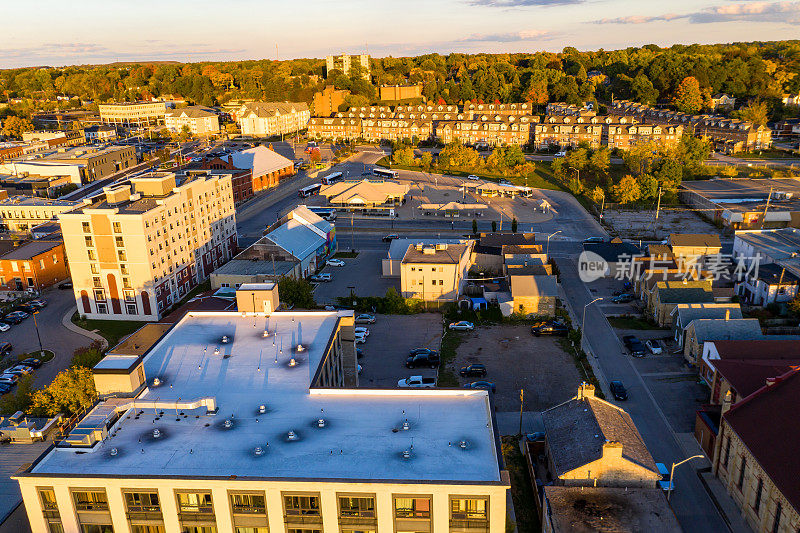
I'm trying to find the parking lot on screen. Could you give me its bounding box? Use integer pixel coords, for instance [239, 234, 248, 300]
[450, 324, 582, 412]
[356, 313, 443, 388]
[313, 250, 399, 305]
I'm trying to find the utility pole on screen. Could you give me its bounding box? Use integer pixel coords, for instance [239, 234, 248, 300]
[350, 211, 354, 252]
[760, 186, 773, 229]
[655, 186, 663, 220]
[518, 389, 524, 435]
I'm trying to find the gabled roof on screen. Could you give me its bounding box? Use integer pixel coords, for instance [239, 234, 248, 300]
[240, 101, 309, 118]
[230, 146, 293, 178]
[0, 239, 61, 260]
[320, 179, 409, 205]
[165, 106, 216, 119]
[688, 318, 763, 343]
[264, 212, 327, 261]
[710, 339, 800, 360]
[654, 280, 714, 304]
[510, 274, 558, 298]
[724, 368, 800, 513]
[542, 390, 658, 477]
[668, 233, 722, 249]
[673, 303, 742, 325]
[715, 359, 800, 399]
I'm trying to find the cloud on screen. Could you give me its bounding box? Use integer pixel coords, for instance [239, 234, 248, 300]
[470, 0, 583, 6]
[594, 1, 800, 24]
[458, 30, 558, 42]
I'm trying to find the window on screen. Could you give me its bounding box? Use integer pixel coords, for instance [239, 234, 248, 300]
[723, 438, 731, 468]
[230, 493, 266, 514]
[93, 276, 102, 288]
[73, 490, 109, 511]
[121, 263, 129, 275]
[118, 250, 127, 261]
[80, 526, 113, 533]
[738, 457, 747, 490]
[439, 280, 444, 286]
[339, 496, 375, 518]
[84, 236, 93, 247]
[90, 264, 99, 275]
[772, 502, 782, 533]
[124, 289, 135, 302]
[115, 237, 124, 248]
[88, 250, 97, 261]
[96, 303, 108, 314]
[39, 259, 45, 269]
[394, 496, 430, 519]
[113, 222, 122, 233]
[82, 222, 91, 233]
[450, 498, 488, 521]
[52, 253, 58, 264]
[284, 494, 320, 516]
[123, 277, 131, 288]
[39, 488, 59, 511]
[176, 492, 213, 514]
[754, 479, 763, 514]
[179, 528, 215, 533]
[431, 279, 436, 286]
[124, 492, 160, 512]
[131, 527, 165, 533]
[234, 529, 268, 533]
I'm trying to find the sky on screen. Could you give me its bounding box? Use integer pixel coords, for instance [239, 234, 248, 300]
[1, 0, 799, 68]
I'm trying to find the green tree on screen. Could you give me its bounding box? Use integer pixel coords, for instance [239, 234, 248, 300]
[30, 367, 97, 417]
[589, 186, 605, 205]
[589, 148, 610, 179]
[524, 71, 548, 106]
[71, 341, 105, 368]
[655, 158, 683, 190]
[1, 115, 33, 139]
[610, 174, 641, 204]
[472, 218, 478, 235]
[638, 173, 659, 199]
[277, 277, 316, 309]
[732, 100, 768, 126]
[675, 76, 703, 114]
[565, 148, 588, 171]
[631, 74, 659, 105]
[511, 218, 518, 233]
[491, 220, 497, 232]
[419, 151, 433, 170]
[392, 146, 414, 166]
[0, 374, 33, 415]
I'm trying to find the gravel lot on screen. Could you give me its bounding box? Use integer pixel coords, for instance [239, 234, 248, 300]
[450, 324, 582, 411]
[314, 251, 399, 304]
[357, 313, 443, 388]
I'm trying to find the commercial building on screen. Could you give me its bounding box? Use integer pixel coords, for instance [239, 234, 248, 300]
[313, 86, 350, 117]
[400, 242, 474, 301]
[0, 145, 137, 185]
[0, 196, 81, 232]
[83, 125, 118, 143]
[379, 84, 422, 102]
[14, 285, 508, 533]
[733, 228, 800, 266]
[735, 262, 800, 306]
[58, 171, 237, 321]
[382, 238, 469, 278]
[164, 106, 220, 136]
[320, 179, 410, 211]
[229, 145, 295, 193]
[236, 102, 311, 137]
[99, 102, 168, 128]
[326, 53, 371, 80]
[0, 239, 68, 292]
[508, 271, 557, 317]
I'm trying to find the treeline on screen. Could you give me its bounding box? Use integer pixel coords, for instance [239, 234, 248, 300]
[1, 40, 799, 121]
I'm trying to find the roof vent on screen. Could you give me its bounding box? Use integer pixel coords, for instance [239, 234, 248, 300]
[296, 344, 305, 352]
[254, 446, 265, 456]
[402, 420, 410, 431]
[152, 377, 161, 386]
[459, 440, 468, 449]
[110, 447, 118, 456]
[262, 330, 271, 338]
[213, 347, 221, 356]
[289, 358, 297, 367]
[223, 419, 233, 429]
[221, 335, 229, 344]
[402, 449, 412, 459]
[259, 404, 266, 414]
[317, 418, 326, 428]
[152, 429, 161, 439]
[287, 430, 299, 441]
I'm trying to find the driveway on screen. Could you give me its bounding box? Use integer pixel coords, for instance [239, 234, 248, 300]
[313, 251, 399, 304]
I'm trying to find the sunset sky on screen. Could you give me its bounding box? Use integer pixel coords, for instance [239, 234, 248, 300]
[2, 0, 799, 68]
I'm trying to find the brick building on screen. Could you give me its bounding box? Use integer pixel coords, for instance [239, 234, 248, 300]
[0, 239, 69, 292]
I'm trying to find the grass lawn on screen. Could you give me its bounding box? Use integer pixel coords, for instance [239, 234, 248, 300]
[17, 350, 55, 362]
[607, 316, 663, 330]
[71, 312, 144, 348]
[501, 436, 540, 533]
[734, 150, 799, 159]
[437, 329, 462, 387]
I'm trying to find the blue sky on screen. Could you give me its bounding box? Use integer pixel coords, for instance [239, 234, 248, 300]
[2, 0, 799, 68]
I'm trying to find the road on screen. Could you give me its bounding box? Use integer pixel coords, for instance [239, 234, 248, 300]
[556, 257, 729, 533]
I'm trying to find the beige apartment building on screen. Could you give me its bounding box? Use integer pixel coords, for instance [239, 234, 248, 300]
[58, 171, 237, 321]
[400, 242, 474, 301]
[99, 102, 168, 128]
[14, 285, 508, 533]
[164, 107, 220, 136]
[380, 84, 422, 102]
[326, 54, 371, 79]
[0, 196, 80, 232]
[0, 145, 137, 185]
[237, 102, 311, 137]
[435, 115, 536, 146]
[308, 116, 363, 141]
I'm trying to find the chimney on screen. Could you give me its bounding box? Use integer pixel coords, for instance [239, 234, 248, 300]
[228, 155, 233, 165]
[576, 382, 595, 400]
[602, 441, 623, 460]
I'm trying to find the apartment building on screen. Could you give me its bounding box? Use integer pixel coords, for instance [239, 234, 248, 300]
[99, 101, 167, 128]
[545, 102, 595, 116]
[0, 196, 81, 232]
[313, 85, 350, 117]
[605, 122, 683, 150]
[380, 84, 422, 102]
[0, 239, 68, 292]
[326, 53, 371, 79]
[164, 106, 220, 136]
[14, 285, 508, 533]
[0, 145, 137, 185]
[236, 102, 311, 137]
[362, 118, 433, 142]
[435, 115, 536, 146]
[400, 242, 474, 301]
[534, 116, 604, 149]
[58, 171, 237, 321]
[463, 102, 534, 118]
[84, 125, 118, 143]
[308, 116, 363, 141]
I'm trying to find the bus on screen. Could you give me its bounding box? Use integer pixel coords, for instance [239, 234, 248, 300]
[373, 167, 399, 179]
[298, 183, 322, 198]
[321, 171, 343, 185]
[301, 205, 337, 221]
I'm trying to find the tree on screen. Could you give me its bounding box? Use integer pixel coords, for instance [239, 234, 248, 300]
[589, 186, 605, 205]
[733, 100, 768, 127]
[589, 148, 610, 178]
[511, 218, 518, 233]
[71, 341, 105, 368]
[675, 76, 703, 114]
[610, 174, 641, 204]
[565, 148, 588, 171]
[631, 74, 659, 105]
[309, 148, 322, 164]
[491, 220, 497, 232]
[655, 158, 683, 190]
[472, 218, 478, 235]
[277, 277, 316, 309]
[638, 173, 659, 200]
[419, 152, 433, 170]
[0, 374, 33, 415]
[1, 115, 33, 139]
[30, 367, 97, 417]
[392, 146, 414, 166]
[524, 71, 548, 106]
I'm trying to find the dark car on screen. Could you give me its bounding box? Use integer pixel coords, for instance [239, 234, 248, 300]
[0, 382, 11, 394]
[28, 299, 47, 309]
[610, 380, 628, 401]
[382, 234, 399, 242]
[20, 358, 42, 368]
[356, 348, 364, 359]
[58, 281, 73, 290]
[531, 321, 569, 337]
[583, 236, 606, 244]
[611, 294, 635, 303]
[14, 304, 36, 314]
[622, 335, 646, 357]
[0, 342, 11, 357]
[406, 353, 440, 369]
[459, 364, 487, 378]
[464, 381, 496, 393]
[2, 312, 26, 324]
[409, 348, 438, 358]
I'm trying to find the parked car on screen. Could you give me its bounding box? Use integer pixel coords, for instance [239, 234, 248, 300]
[0, 374, 18, 384]
[623, 335, 646, 357]
[656, 462, 672, 491]
[4, 311, 28, 323]
[355, 314, 376, 324]
[14, 304, 36, 314]
[382, 234, 399, 242]
[554, 151, 567, 158]
[0, 342, 12, 356]
[326, 259, 345, 267]
[20, 358, 42, 368]
[609, 380, 628, 401]
[464, 381, 496, 393]
[354, 332, 367, 344]
[309, 273, 332, 282]
[10, 365, 33, 375]
[466, 174, 480, 181]
[356, 348, 364, 359]
[58, 281, 73, 290]
[409, 348, 439, 358]
[459, 364, 487, 377]
[582, 236, 605, 244]
[645, 339, 663, 354]
[28, 299, 47, 309]
[397, 376, 437, 388]
[531, 321, 569, 337]
[611, 294, 635, 303]
[406, 353, 440, 369]
[0, 322, 9, 332]
[354, 327, 370, 337]
[448, 321, 475, 331]
[0, 383, 11, 394]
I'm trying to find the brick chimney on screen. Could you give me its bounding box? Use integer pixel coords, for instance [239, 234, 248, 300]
[228, 155, 233, 165]
[602, 441, 623, 460]
[577, 382, 595, 401]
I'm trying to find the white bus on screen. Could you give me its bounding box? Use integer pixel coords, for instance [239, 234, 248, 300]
[373, 167, 399, 179]
[301, 205, 337, 221]
[321, 171, 343, 185]
[298, 183, 322, 198]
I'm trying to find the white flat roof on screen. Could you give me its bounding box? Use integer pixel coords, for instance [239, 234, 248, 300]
[30, 312, 501, 483]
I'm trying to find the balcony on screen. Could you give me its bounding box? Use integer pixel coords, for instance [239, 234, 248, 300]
[284, 513, 323, 525]
[449, 519, 489, 531]
[338, 516, 377, 527]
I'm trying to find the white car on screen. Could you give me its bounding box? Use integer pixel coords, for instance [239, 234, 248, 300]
[449, 321, 475, 331]
[355, 332, 367, 344]
[326, 259, 345, 267]
[554, 151, 567, 158]
[354, 327, 370, 337]
[309, 273, 332, 282]
[645, 339, 663, 354]
[0, 323, 9, 332]
[467, 174, 480, 181]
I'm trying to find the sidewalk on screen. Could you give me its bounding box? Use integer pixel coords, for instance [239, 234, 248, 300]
[60, 309, 108, 350]
[698, 470, 753, 533]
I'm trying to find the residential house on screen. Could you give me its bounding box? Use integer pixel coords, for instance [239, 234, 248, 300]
[668, 233, 723, 266]
[650, 280, 715, 326]
[735, 262, 800, 306]
[164, 106, 220, 136]
[508, 273, 557, 316]
[541, 383, 662, 488]
[381, 238, 468, 277]
[672, 303, 743, 346]
[307, 116, 362, 141]
[400, 242, 474, 301]
[711, 94, 736, 111]
[681, 316, 763, 365]
[236, 102, 310, 137]
[733, 228, 800, 266]
[0, 239, 68, 292]
[435, 115, 536, 146]
[781, 92, 800, 107]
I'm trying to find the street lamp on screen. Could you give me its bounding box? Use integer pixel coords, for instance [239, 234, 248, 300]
[546, 230, 562, 256]
[581, 297, 603, 342]
[667, 455, 705, 501]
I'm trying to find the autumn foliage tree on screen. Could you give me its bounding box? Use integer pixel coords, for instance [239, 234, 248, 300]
[675, 76, 703, 114]
[30, 367, 97, 417]
[610, 175, 641, 204]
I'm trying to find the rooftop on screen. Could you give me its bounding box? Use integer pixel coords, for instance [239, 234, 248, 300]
[212, 258, 296, 278]
[682, 178, 800, 213]
[714, 359, 800, 399]
[387, 238, 467, 260]
[230, 145, 294, 177]
[710, 339, 800, 361]
[734, 228, 800, 261]
[754, 262, 800, 285]
[0, 239, 61, 260]
[688, 318, 763, 343]
[673, 303, 742, 325]
[668, 233, 722, 249]
[583, 241, 642, 263]
[402, 243, 471, 264]
[509, 274, 558, 298]
[654, 281, 714, 304]
[543, 486, 681, 533]
[0, 196, 79, 208]
[26, 311, 502, 483]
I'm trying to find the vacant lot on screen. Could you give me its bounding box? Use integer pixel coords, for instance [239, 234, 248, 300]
[450, 324, 581, 411]
[603, 208, 717, 240]
[313, 251, 399, 304]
